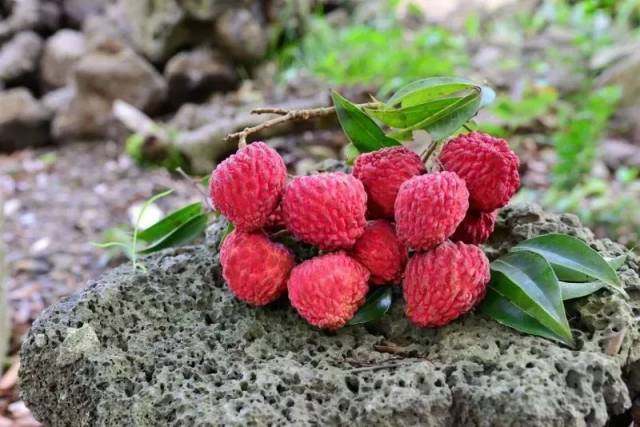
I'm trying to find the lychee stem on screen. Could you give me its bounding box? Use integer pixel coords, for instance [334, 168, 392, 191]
[225, 102, 380, 148]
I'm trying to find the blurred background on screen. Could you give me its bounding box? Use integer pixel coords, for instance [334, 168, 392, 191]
[1, 0, 639, 424]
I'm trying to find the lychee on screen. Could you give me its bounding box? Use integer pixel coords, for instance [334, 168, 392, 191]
[264, 203, 285, 232]
[403, 241, 490, 327]
[439, 132, 520, 212]
[451, 210, 497, 245]
[210, 141, 286, 231]
[220, 230, 294, 306]
[353, 147, 426, 219]
[288, 252, 370, 330]
[351, 220, 407, 285]
[282, 172, 367, 250]
[394, 172, 469, 250]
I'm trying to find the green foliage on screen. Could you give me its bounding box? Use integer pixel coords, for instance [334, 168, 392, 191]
[552, 86, 622, 189]
[480, 233, 626, 346]
[333, 78, 494, 153]
[277, 16, 467, 95]
[94, 191, 208, 272]
[125, 131, 187, 172]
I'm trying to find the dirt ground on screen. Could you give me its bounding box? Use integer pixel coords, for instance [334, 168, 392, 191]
[1, 141, 200, 425]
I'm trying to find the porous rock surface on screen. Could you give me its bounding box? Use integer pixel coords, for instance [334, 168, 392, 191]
[20, 204, 640, 426]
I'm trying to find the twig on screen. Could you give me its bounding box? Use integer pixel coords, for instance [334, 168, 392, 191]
[225, 102, 379, 147]
[422, 139, 443, 163]
[347, 360, 424, 373]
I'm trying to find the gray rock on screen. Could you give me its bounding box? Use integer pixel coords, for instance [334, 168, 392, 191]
[164, 47, 239, 106]
[20, 204, 640, 426]
[0, 87, 50, 151]
[119, 0, 197, 62]
[41, 85, 74, 114]
[62, 0, 110, 28]
[214, 7, 268, 64]
[0, 0, 60, 43]
[53, 39, 166, 140]
[40, 29, 86, 89]
[0, 31, 42, 85]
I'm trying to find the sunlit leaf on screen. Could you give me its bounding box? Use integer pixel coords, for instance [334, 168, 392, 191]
[139, 214, 208, 254]
[137, 202, 204, 242]
[385, 76, 477, 107]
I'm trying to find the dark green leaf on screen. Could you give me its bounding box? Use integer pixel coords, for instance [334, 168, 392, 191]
[560, 280, 605, 300]
[331, 91, 400, 152]
[490, 251, 573, 344]
[480, 288, 572, 345]
[348, 286, 393, 326]
[139, 214, 208, 254]
[386, 77, 477, 107]
[137, 202, 204, 242]
[512, 234, 627, 298]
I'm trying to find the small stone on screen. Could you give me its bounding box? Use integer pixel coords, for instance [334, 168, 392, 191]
[164, 47, 239, 106]
[0, 31, 42, 86]
[0, 88, 50, 151]
[40, 29, 86, 89]
[53, 40, 166, 140]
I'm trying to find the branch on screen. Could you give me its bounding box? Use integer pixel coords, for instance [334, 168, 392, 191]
[225, 102, 379, 147]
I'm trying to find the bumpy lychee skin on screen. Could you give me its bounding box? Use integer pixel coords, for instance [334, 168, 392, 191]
[451, 210, 497, 245]
[210, 142, 286, 231]
[264, 203, 285, 232]
[288, 252, 370, 330]
[282, 172, 367, 250]
[394, 172, 469, 250]
[351, 220, 407, 285]
[439, 132, 520, 212]
[220, 230, 294, 306]
[403, 241, 490, 327]
[353, 147, 426, 218]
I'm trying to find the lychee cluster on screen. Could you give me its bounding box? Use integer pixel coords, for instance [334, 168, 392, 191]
[210, 132, 519, 330]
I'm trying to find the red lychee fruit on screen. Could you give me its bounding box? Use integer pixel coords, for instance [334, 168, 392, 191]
[220, 230, 294, 306]
[210, 142, 286, 231]
[264, 203, 285, 232]
[353, 146, 425, 219]
[288, 252, 370, 330]
[439, 132, 520, 212]
[394, 172, 469, 251]
[282, 172, 367, 251]
[451, 210, 497, 245]
[403, 241, 490, 327]
[351, 220, 407, 285]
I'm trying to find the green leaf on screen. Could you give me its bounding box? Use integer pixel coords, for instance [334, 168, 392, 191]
[139, 214, 208, 254]
[218, 221, 234, 250]
[490, 251, 573, 345]
[331, 90, 400, 152]
[365, 96, 465, 128]
[480, 288, 571, 345]
[348, 286, 393, 326]
[512, 234, 627, 298]
[385, 76, 477, 107]
[344, 143, 360, 165]
[560, 281, 605, 300]
[137, 202, 204, 242]
[559, 254, 627, 300]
